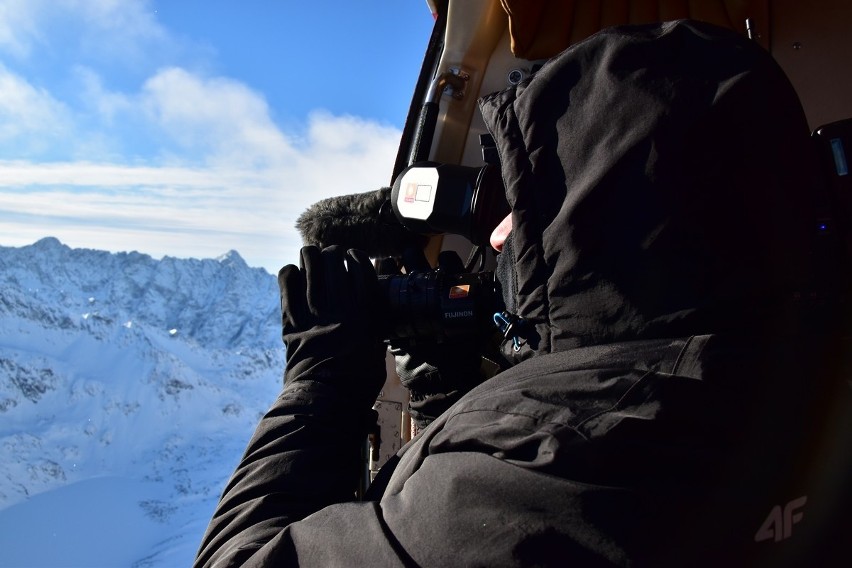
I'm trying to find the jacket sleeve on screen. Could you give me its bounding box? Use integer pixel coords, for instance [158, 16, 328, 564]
[193, 379, 375, 568]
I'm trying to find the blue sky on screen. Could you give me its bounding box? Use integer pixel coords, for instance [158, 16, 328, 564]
[0, 0, 435, 272]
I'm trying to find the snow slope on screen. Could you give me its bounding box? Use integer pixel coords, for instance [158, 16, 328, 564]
[0, 238, 284, 567]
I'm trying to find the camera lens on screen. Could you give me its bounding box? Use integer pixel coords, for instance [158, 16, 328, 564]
[378, 270, 496, 343]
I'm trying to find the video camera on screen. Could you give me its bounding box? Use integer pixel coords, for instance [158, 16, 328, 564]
[378, 268, 497, 344]
[378, 159, 510, 344]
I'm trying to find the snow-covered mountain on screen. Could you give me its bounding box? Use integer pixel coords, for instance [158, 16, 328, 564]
[0, 238, 285, 567]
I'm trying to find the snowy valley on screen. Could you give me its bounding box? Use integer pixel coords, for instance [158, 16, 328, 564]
[0, 238, 284, 567]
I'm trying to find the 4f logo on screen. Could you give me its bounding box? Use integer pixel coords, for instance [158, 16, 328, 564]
[754, 496, 807, 543]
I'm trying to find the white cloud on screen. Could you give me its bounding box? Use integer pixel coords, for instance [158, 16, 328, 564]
[70, 0, 165, 39]
[73, 66, 134, 124]
[140, 68, 297, 168]
[0, 0, 41, 58]
[0, 107, 402, 272]
[293, 111, 401, 195]
[0, 0, 405, 272]
[0, 0, 177, 65]
[0, 64, 73, 155]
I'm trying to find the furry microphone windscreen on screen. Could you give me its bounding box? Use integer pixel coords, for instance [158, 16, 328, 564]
[295, 187, 427, 258]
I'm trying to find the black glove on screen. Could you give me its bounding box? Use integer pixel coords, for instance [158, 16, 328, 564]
[392, 342, 484, 429]
[382, 248, 487, 427]
[278, 245, 387, 405]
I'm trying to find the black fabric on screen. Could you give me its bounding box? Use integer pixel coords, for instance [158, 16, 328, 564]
[197, 336, 852, 567]
[278, 245, 387, 404]
[495, 231, 518, 314]
[193, 380, 383, 568]
[386, 249, 490, 428]
[194, 20, 852, 567]
[480, 19, 827, 362]
[373, 335, 852, 568]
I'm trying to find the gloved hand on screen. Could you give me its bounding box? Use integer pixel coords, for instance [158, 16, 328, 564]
[382, 248, 487, 427]
[278, 245, 387, 405]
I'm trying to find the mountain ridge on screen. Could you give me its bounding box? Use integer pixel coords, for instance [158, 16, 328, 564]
[0, 238, 284, 567]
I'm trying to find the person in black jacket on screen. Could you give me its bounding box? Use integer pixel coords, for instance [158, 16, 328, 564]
[194, 20, 852, 567]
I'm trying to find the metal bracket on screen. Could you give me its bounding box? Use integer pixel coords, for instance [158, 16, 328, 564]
[446, 67, 470, 99]
[426, 68, 470, 103]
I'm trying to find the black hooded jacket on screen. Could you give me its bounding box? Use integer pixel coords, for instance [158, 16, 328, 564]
[195, 20, 852, 567]
[489, 19, 828, 358]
